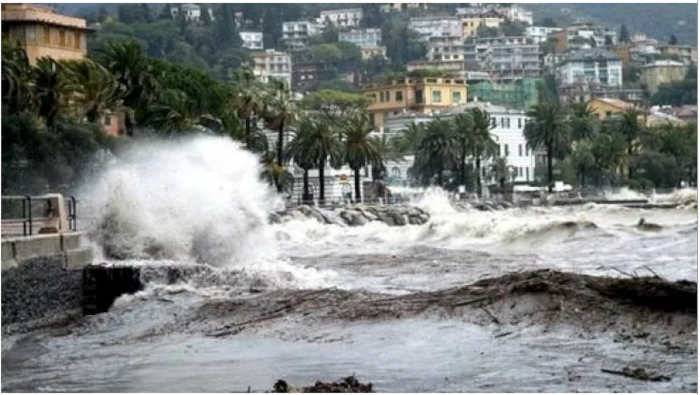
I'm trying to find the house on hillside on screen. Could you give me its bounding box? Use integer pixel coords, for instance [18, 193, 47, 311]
[1, 3, 89, 64]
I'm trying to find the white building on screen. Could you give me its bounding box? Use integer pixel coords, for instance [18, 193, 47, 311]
[525, 26, 563, 44]
[557, 48, 622, 87]
[380, 103, 536, 185]
[450, 102, 536, 184]
[408, 16, 462, 41]
[338, 28, 381, 48]
[318, 8, 363, 28]
[239, 31, 263, 50]
[464, 36, 542, 82]
[250, 49, 292, 87]
[426, 35, 464, 62]
[170, 4, 202, 22]
[495, 5, 533, 26]
[282, 20, 322, 50]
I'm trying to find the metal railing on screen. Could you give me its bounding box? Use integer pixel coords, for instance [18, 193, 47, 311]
[1, 194, 78, 238]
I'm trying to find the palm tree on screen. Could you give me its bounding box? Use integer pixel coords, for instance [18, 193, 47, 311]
[569, 102, 597, 141]
[230, 67, 265, 142]
[304, 117, 343, 203]
[96, 40, 158, 132]
[524, 102, 569, 192]
[286, 116, 320, 203]
[63, 59, 124, 123]
[397, 121, 425, 154]
[343, 112, 381, 202]
[452, 112, 474, 189]
[468, 108, 498, 196]
[146, 89, 198, 132]
[617, 109, 643, 179]
[2, 43, 34, 115]
[262, 79, 296, 192]
[415, 118, 459, 186]
[32, 57, 66, 127]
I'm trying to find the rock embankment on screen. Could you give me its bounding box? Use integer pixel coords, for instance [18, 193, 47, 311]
[269, 204, 430, 227]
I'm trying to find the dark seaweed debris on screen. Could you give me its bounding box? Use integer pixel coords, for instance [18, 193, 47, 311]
[273, 376, 373, 393]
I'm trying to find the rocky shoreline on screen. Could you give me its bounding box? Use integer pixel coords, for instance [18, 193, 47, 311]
[270, 204, 431, 226]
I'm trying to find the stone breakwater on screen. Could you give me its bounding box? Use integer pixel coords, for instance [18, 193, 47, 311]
[270, 204, 431, 226]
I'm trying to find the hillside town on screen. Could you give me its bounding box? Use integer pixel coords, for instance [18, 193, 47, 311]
[1, 3, 698, 393]
[1, 3, 697, 203]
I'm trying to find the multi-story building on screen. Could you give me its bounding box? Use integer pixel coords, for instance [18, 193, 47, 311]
[640, 60, 688, 94]
[362, 76, 469, 131]
[468, 78, 542, 110]
[239, 31, 263, 50]
[658, 44, 698, 65]
[338, 28, 381, 48]
[557, 48, 622, 87]
[426, 34, 464, 62]
[250, 49, 292, 87]
[282, 20, 322, 50]
[494, 5, 534, 26]
[408, 16, 462, 41]
[318, 8, 363, 29]
[381, 3, 429, 13]
[170, 4, 203, 22]
[460, 12, 504, 39]
[464, 36, 542, 82]
[1, 4, 89, 64]
[550, 23, 617, 53]
[525, 26, 563, 44]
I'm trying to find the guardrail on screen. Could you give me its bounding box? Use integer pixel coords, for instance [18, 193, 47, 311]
[1, 194, 77, 238]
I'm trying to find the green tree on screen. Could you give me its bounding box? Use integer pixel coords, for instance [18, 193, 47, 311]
[286, 115, 318, 203]
[453, 113, 474, 189]
[414, 118, 459, 187]
[63, 59, 124, 123]
[301, 116, 344, 203]
[2, 43, 34, 115]
[467, 108, 498, 195]
[262, 80, 296, 191]
[524, 102, 569, 192]
[568, 139, 596, 187]
[619, 24, 630, 43]
[568, 102, 597, 140]
[343, 112, 381, 201]
[615, 109, 644, 178]
[33, 57, 67, 127]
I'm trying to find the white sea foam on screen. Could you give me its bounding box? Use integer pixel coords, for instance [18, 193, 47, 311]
[78, 135, 334, 289]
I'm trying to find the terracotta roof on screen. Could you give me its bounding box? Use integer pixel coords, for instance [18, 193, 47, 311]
[590, 97, 635, 111]
[2, 4, 88, 30]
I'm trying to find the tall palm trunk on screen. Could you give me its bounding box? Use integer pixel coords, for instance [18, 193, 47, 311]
[547, 143, 553, 193]
[627, 143, 634, 179]
[302, 169, 310, 203]
[245, 117, 251, 139]
[460, 140, 467, 190]
[353, 167, 361, 203]
[475, 154, 482, 198]
[318, 153, 325, 204]
[276, 119, 285, 166]
[436, 163, 443, 187]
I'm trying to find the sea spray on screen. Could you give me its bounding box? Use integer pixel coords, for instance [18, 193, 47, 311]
[78, 135, 333, 288]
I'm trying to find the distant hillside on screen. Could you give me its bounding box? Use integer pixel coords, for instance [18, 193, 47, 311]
[525, 3, 697, 45]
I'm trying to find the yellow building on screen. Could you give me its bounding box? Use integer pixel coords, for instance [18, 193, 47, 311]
[640, 60, 688, 95]
[588, 97, 637, 121]
[1, 4, 89, 65]
[363, 76, 468, 130]
[461, 14, 503, 39]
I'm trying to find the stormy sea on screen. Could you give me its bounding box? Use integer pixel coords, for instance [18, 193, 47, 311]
[2, 136, 697, 392]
